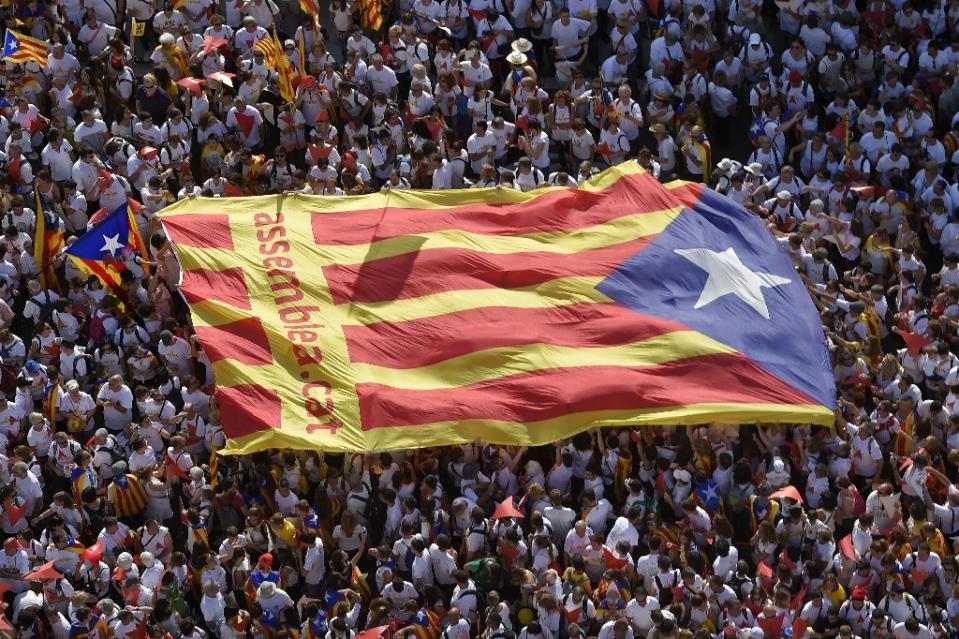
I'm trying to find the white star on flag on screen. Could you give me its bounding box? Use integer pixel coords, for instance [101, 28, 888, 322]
[674, 247, 791, 320]
[100, 233, 125, 257]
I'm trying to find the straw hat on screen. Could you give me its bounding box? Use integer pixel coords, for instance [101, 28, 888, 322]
[258, 581, 277, 598]
[511, 38, 533, 53]
[506, 51, 528, 66]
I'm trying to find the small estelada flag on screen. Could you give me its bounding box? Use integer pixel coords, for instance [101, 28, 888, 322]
[131, 19, 146, 37]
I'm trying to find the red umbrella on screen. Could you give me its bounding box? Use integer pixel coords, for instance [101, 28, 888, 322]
[769, 485, 803, 504]
[23, 560, 63, 581]
[208, 71, 236, 88]
[900, 330, 932, 358]
[490, 496, 525, 520]
[202, 36, 228, 55]
[176, 77, 205, 97]
[81, 540, 105, 564]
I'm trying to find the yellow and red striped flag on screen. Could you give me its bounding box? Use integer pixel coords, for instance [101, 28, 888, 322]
[272, 29, 296, 102]
[159, 162, 835, 454]
[107, 474, 149, 518]
[255, 32, 281, 64]
[254, 29, 295, 102]
[299, 0, 319, 17]
[2, 30, 47, 67]
[33, 188, 64, 293]
[209, 445, 219, 489]
[357, 0, 385, 30]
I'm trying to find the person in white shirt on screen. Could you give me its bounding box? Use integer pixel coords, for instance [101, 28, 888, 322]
[430, 155, 454, 189]
[40, 130, 75, 182]
[450, 571, 480, 622]
[256, 580, 294, 616]
[381, 576, 419, 621]
[892, 619, 933, 639]
[707, 71, 738, 147]
[200, 581, 227, 627]
[96, 375, 133, 432]
[597, 618, 634, 639]
[524, 120, 551, 171]
[551, 8, 589, 82]
[225, 97, 264, 150]
[301, 531, 325, 597]
[600, 50, 631, 86]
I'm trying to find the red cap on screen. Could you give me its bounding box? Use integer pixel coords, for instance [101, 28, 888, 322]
[139, 146, 158, 160]
[110, 56, 123, 69]
[789, 70, 802, 82]
[851, 588, 868, 600]
[258, 552, 273, 567]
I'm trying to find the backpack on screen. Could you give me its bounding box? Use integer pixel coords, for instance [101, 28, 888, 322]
[466, 521, 490, 554]
[95, 434, 125, 467]
[89, 310, 108, 343]
[114, 325, 149, 348]
[0, 364, 16, 395]
[655, 569, 680, 606]
[414, 39, 435, 66]
[70, 348, 96, 381]
[29, 291, 55, 326]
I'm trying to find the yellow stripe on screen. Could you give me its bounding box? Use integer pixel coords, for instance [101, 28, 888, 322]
[351, 331, 734, 390]
[159, 161, 646, 221]
[579, 161, 647, 191]
[220, 402, 834, 454]
[318, 207, 680, 265]
[341, 275, 609, 325]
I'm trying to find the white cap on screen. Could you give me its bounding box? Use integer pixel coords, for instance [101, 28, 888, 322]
[673, 469, 692, 483]
[117, 552, 133, 568]
[139, 552, 155, 568]
[748, 33, 761, 45]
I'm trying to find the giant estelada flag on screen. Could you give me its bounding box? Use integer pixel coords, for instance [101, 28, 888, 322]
[160, 163, 835, 454]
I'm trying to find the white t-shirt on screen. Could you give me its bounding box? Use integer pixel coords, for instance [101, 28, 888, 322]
[97, 384, 134, 431]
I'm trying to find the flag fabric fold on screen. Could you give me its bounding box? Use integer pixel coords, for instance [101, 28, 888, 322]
[62, 204, 147, 301]
[160, 162, 835, 454]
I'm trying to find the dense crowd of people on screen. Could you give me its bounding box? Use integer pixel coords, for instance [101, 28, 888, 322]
[1, 0, 959, 638]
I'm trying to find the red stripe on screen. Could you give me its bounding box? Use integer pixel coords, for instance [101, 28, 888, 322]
[666, 181, 705, 208]
[311, 172, 677, 246]
[163, 214, 234, 250]
[357, 352, 818, 430]
[19, 43, 47, 54]
[194, 317, 273, 365]
[217, 384, 281, 437]
[180, 267, 253, 309]
[343, 302, 685, 368]
[323, 236, 656, 305]
[79, 259, 126, 300]
[127, 211, 147, 255]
